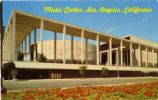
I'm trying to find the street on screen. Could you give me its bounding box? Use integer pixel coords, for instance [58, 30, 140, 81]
[3, 77, 158, 92]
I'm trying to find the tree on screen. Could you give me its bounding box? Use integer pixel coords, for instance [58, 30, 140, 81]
[2, 61, 16, 80]
[38, 53, 46, 62]
[101, 67, 109, 78]
[79, 65, 87, 79]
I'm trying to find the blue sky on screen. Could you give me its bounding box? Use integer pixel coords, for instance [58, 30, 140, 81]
[3, 0, 158, 45]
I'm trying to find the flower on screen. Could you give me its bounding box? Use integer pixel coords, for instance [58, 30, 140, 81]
[1, 82, 158, 100]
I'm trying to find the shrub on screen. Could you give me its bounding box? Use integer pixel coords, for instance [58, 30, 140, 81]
[101, 67, 109, 78]
[2, 61, 16, 71]
[2, 61, 16, 80]
[38, 54, 46, 62]
[79, 65, 87, 79]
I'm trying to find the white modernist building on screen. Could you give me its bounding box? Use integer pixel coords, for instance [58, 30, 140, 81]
[2, 10, 158, 78]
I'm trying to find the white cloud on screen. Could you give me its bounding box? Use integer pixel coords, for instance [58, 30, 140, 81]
[106, 25, 130, 33]
[106, 28, 116, 33]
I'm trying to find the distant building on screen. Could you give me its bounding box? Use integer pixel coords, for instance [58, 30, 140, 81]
[31, 40, 96, 63]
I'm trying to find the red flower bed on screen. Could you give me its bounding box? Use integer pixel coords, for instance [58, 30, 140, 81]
[2, 82, 158, 100]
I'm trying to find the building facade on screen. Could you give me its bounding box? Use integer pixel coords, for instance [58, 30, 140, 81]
[2, 10, 158, 79]
[32, 40, 96, 63]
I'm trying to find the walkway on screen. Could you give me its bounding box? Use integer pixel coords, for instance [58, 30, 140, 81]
[3, 77, 158, 92]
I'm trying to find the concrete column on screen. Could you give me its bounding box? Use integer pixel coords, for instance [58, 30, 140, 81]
[63, 25, 66, 64]
[7, 34, 9, 60]
[145, 47, 148, 68]
[16, 46, 19, 55]
[34, 28, 37, 61]
[40, 19, 44, 55]
[22, 41, 23, 54]
[5, 40, 6, 60]
[12, 12, 16, 61]
[130, 42, 133, 67]
[152, 48, 154, 67]
[6, 34, 8, 60]
[3, 39, 5, 60]
[18, 46, 20, 55]
[96, 34, 100, 65]
[116, 48, 119, 66]
[123, 49, 125, 66]
[100, 53, 102, 64]
[16, 47, 18, 58]
[3, 41, 4, 60]
[109, 37, 112, 66]
[126, 49, 129, 66]
[8, 27, 11, 61]
[138, 45, 141, 67]
[5, 41, 7, 60]
[25, 38, 27, 61]
[115, 49, 117, 65]
[7, 24, 10, 59]
[71, 35, 73, 63]
[54, 32, 57, 62]
[85, 38, 88, 63]
[81, 29, 85, 64]
[120, 40, 123, 66]
[134, 49, 136, 65]
[4, 40, 5, 60]
[2, 40, 4, 60]
[8, 28, 10, 60]
[10, 25, 13, 60]
[107, 51, 108, 65]
[3, 40, 5, 60]
[5, 39, 6, 60]
[28, 33, 31, 61]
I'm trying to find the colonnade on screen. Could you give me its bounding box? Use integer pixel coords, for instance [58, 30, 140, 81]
[100, 42, 157, 67]
[2, 12, 16, 61]
[2, 18, 158, 68]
